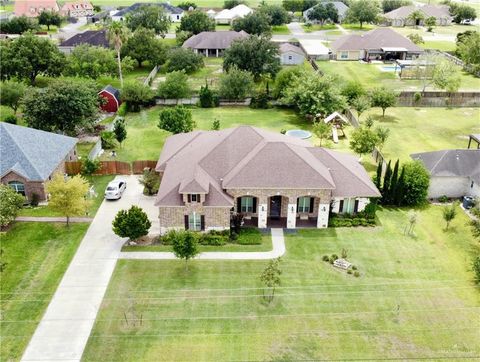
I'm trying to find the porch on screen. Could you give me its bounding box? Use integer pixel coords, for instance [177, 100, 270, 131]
[242, 216, 318, 229]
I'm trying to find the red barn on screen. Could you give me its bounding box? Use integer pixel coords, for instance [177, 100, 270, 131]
[98, 85, 121, 113]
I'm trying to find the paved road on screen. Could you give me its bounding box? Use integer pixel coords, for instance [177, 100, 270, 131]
[120, 228, 286, 260]
[21, 175, 159, 362]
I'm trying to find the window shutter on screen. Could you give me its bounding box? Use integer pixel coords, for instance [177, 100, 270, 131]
[309, 197, 314, 213]
[354, 199, 359, 213]
[339, 200, 344, 213]
[201, 215, 205, 231]
[296, 198, 300, 212]
[184, 215, 189, 229]
[187, 194, 191, 203]
[252, 197, 257, 213]
[237, 197, 242, 212]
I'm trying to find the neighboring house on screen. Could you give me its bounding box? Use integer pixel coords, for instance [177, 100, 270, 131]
[279, 43, 305, 65]
[330, 28, 423, 61]
[14, 0, 59, 17]
[384, 4, 452, 27]
[155, 126, 380, 233]
[0, 123, 78, 202]
[182, 31, 249, 57]
[58, 29, 109, 53]
[206, 9, 216, 19]
[303, 1, 349, 23]
[61, 1, 94, 17]
[214, 4, 252, 25]
[98, 85, 121, 113]
[298, 38, 330, 60]
[411, 149, 480, 199]
[111, 2, 184, 22]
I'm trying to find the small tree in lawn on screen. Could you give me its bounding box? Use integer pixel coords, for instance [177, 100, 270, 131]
[0, 81, 27, 114]
[351, 95, 370, 120]
[211, 118, 220, 130]
[112, 205, 151, 241]
[407, 10, 424, 28]
[375, 161, 383, 190]
[38, 10, 63, 31]
[46, 174, 90, 226]
[260, 257, 282, 303]
[158, 106, 195, 134]
[370, 87, 396, 118]
[432, 59, 462, 94]
[139, 169, 160, 195]
[349, 126, 379, 160]
[0, 184, 25, 230]
[172, 231, 199, 271]
[425, 16, 436, 32]
[442, 202, 458, 230]
[81, 158, 101, 176]
[404, 210, 418, 236]
[407, 33, 424, 45]
[375, 126, 390, 152]
[312, 121, 331, 147]
[113, 118, 127, 147]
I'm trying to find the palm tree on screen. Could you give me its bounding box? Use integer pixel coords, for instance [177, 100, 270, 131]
[107, 21, 129, 88]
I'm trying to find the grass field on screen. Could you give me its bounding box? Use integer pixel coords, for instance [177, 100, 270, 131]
[422, 40, 457, 52]
[98, 67, 153, 89]
[272, 25, 290, 35]
[76, 141, 96, 160]
[301, 23, 337, 32]
[83, 205, 480, 360]
[362, 107, 480, 162]
[393, 24, 475, 38]
[0, 222, 90, 361]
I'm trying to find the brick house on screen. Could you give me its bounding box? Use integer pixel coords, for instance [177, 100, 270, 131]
[61, 1, 94, 18]
[0, 123, 78, 202]
[155, 126, 380, 233]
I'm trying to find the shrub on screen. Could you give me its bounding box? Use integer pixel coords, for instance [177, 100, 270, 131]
[341, 248, 348, 259]
[30, 193, 40, 207]
[331, 254, 338, 260]
[211, 118, 220, 130]
[117, 103, 127, 117]
[351, 265, 357, 270]
[199, 234, 227, 246]
[438, 195, 449, 203]
[122, 81, 155, 112]
[473, 256, 480, 284]
[322, 255, 330, 262]
[250, 88, 270, 109]
[354, 271, 360, 277]
[230, 231, 238, 241]
[139, 169, 160, 195]
[165, 48, 204, 74]
[100, 131, 116, 149]
[199, 84, 218, 108]
[161, 229, 182, 245]
[218, 66, 254, 100]
[0, 185, 25, 229]
[81, 158, 100, 176]
[402, 160, 430, 206]
[3, 115, 18, 124]
[112, 205, 151, 241]
[158, 106, 195, 134]
[347, 269, 352, 274]
[237, 227, 262, 245]
[157, 71, 190, 99]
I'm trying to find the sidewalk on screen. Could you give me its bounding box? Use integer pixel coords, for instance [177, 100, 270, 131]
[16, 216, 93, 223]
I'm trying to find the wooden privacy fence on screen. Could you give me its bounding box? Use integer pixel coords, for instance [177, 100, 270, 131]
[66, 160, 158, 176]
[132, 160, 157, 174]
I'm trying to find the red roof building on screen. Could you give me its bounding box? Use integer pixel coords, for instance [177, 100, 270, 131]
[14, 0, 60, 17]
[98, 85, 121, 113]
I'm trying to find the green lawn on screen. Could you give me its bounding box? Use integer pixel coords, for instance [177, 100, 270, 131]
[272, 25, 290, 35]
[301, 23, 336, 33]
[83, 206, 480, 360]
[100, 106, 311, 162]
[393, 24, 476, 38]
[76, 141, 96, 160]
[215, 24, 231, 31]
[98, 67, 153, 89]
[188, 57, 224, 91]
[342, 23, 378, 32]
[18, 175, 114, 217]
[362, 107, 480, 162]
[422, 40, 457, 52]
[0, 222, 89, 361]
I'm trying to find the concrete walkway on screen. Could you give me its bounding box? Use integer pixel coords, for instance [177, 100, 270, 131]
[16, 216, 93, 223]
[119, 228, 286, 260]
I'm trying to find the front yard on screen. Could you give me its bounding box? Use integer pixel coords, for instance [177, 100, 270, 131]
[0, 222, 89, 361]
[83, 205, 480, 360]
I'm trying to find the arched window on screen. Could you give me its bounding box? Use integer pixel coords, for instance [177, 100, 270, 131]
[9, 181, 25, 196]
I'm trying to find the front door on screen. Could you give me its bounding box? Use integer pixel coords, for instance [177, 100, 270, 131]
[270, 196, 282, 219]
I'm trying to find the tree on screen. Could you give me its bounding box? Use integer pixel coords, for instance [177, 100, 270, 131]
[177, 1, 197, 10]
[38, 10, 62, 30]
[172, 231, 199, 271]
[0, 184, 24, 230]
[224, 35, 280, 80]
[341, 81, 366, 105]
[473, 256, 480, 284]
[260, 257, 282, 303]
[157, 71, 190, 99]
[211, 118, 221, 130]
[121, 81, 155, 112]
[22, 79, 99, 135]
[407, 9, 424, 28]
[375, 126, 390, 151]
[158, 106, 196, 134]
[308, 3, 338, 25]
[456, 31, 480, 74]
[432, 59, 462, 93]
[351, 95, 370, 120]
[375, 161, 383, 190]
[407, 33, 424, 44]
[112, 205, 151, 240]
[81, 158, 101, 176]
[471, 219, 480, 241]
[282, 71, 347, 118]
[139, 169, 160, 195]
[370, 87, 396, 117]
[349, 126, 379, 158]
[0, 15, 39, 34]
[382, 160, 392, 202]
[165, 47, 204, 73]
[113, 118, 127, 147]
[442, 202, 457, 230]
[424, 16, 436, 32]
[178, 10, 215, 34]
[0, 81, 26, 114]
[450, 3, 477, 24]
[199, 83, 217, 108]
[107, 22, 130, 88]
[282, 0, 303, 13]
[312, 121, 331, 146]
[218, 66, 254, 100]
[382, 0, 412, 13]
[387, 159, 399, 204]
[125, 4, 171, 36]
[0, 32, 65, 84]
[232, 12, 271, 35]
[121, 27, 167, 67]
[46, 174, 90, 226]
[345, 0, 380, 28]
[401, 160, 430, 206]
[224, 0, 245, 9]
[273, 66, 303, 99]
[259, 4, 290, 26]
[394, 165, 405, 205]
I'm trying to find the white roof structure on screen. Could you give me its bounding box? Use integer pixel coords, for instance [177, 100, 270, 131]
[298, 39, 330, 57]
[215, 4, 252, 22]
[324, 112, 349, 124]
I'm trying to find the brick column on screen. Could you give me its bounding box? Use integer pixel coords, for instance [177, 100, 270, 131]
[287, 203, 296, 229]
[258, 203, 267, 228]
[317, 203, 330, 228]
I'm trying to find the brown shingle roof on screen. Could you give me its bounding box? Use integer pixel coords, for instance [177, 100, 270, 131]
[182, 31, 249, 50]
[279, 43, 305, 56]
[384, 4, 451, 20]
[155, 126, 380, 207]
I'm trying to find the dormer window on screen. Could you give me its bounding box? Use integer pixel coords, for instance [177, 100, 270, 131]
[188, 194, 200, 203]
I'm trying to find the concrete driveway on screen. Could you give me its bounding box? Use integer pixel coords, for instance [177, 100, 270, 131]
[21, 175, 159, 362]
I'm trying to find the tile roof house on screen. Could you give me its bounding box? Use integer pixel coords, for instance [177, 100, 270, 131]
[215, 4, 252, 24]
[155, 126, 380, 232]
[182, 30, 249, 57]
[330, 28, 423, 61]
[279, 43, 305, 65]
[411, 149, 480, 199]
[111, 2, 184, 22]
[61, 1, 94, 17]
[384, 4, 452, 27]
[14, 0, 60, 17]
[0, 123, 78, 202]
[58, 29, 109, 53]
[303, 1, 349, 23]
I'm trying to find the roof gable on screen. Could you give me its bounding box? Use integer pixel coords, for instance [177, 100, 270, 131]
[60, 29, 109, 48]
[182, 31, 249, 50]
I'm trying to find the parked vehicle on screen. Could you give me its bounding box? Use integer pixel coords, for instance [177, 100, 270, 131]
[104, 180, 127, 200]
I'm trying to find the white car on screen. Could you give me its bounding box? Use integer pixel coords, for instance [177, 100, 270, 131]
[104, 180, 127, 200]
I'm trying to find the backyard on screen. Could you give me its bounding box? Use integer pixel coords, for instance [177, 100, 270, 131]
[83, 206, 480, 360]
[0, 222, 90, 361]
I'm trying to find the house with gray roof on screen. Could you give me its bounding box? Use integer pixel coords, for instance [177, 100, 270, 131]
[58, 29, 109, 54]
[0, 123, 78, 202]
[384, 4, 452, 27]
[155, 126, 380, 232]
[303, 1, 349, 23]
[111, 2, 184, 22]
[330, 28, 423, 61]
[182, 31, 249, 57]
[279, 43, 305, 65]
[411, 149, 480, 199]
